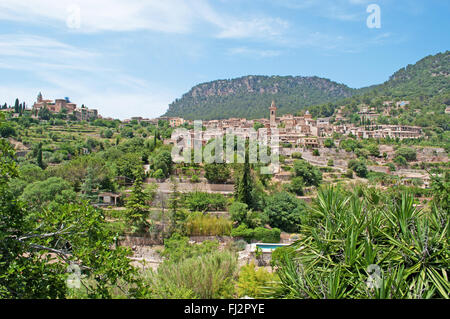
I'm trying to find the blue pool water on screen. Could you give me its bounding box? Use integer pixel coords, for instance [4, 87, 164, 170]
[256, 244, 288, 250]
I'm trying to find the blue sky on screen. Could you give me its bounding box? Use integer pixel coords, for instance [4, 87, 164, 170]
[0, 0, 448, 119]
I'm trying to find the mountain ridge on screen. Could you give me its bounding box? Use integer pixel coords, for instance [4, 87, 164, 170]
[163, 51, 449, 121]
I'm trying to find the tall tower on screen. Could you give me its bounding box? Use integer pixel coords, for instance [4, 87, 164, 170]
[269, 100, 277, 127]
[37, 92, 43, 103]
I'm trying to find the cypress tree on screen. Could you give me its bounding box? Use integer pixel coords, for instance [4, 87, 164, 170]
[36, 143, 44, 169]
[235, 139, 253, 206]
[14, 99, 19, 113]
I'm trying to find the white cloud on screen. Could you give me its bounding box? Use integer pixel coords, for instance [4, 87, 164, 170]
[0, 0, 196, 33]
[216, 17, 289, 40]
[228, 47, 282, 58]
[273, 0, 373, 21]
[0, 34, 100, 73]
[0, 0, 290, 41]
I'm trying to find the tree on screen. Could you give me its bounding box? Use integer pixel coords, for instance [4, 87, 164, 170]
[367, 144, 380, 157]
[115, 153, 143, 181]
[264, 191, 306, 233]
[36, 142, 45, 169]
[253, 122, 265, 131]
[353, 162, 368, 178]
[20, 177, 75, 208]
[14, 98, 19, 113]
[235, 143, 253, 207]
[348, 159, 368, 178]
[102, 129, 113, 139]
[17, 164, 45, 183]
[293, 160, 322, 187]
[151, 150, 172, 177]
[168, 178, 186, 234]
[229, 202, 249, 224]
[394, 155, 408, 167]
[324, 138, 335, 148]
[38, 106, 51, 120]
[267, 186, 450, 299]
[125, 172, 150, 233]
[205, 163, 230, 183]
[0, 122, 16, 138]
[286, 176, 304, 196]
[395, 147, 417, 161]
[80, 166, 100, 202]
[0, 129, 138, 298]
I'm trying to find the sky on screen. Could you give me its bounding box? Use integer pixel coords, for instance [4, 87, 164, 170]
[0, 0, 449, 120]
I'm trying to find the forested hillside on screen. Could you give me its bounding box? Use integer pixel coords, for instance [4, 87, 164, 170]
[164, 76, 355, 120]
[307, 51, 450, 130]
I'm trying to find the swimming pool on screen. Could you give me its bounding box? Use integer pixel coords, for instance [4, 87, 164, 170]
[255, 243, 289, 250]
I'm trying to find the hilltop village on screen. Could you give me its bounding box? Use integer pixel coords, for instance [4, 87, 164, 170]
[156, 100, 423, 147]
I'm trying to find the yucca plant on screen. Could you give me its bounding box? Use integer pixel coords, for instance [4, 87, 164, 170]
[268, 185, 449, 299]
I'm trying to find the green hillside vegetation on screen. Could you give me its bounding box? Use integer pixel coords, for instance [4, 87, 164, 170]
[164, 75, 355, 120]
[308, 51, 450, 130]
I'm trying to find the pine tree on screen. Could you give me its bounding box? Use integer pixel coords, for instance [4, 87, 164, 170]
[125, 171, 149, 233]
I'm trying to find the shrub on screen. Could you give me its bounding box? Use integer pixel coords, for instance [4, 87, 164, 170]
[231, 224, 280, 243]
[285, 177, 304, 196]
[292, 152, 302, 159]
[293, 160, 322, 187]
[231, 224, 255, 241]
[395, 147, 417, 162]
[264, 192, 306, 233]
[253, 227, 281, 243]
[204, 163, 230, 183]
[185, 212, 232, 236]
[348, 160, 368, 178]
[152, 169, 165, 179]
[190, 174, 200, 183]
[229, 202, 248, 224]
[184, 192, 227, 212]
[387, 163, 396, 172]
[324, 138, 335, 148]
[394, 155, 407, 167]
[145, 250, 238, 299]
[245, 211, 269, 228]
[345, 169, 354, 179]
[237, 263, 278, 298]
